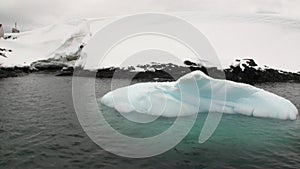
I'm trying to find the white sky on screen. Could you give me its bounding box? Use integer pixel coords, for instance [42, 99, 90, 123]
[1, 0, 300, 32]
[0, 0, 300, 71]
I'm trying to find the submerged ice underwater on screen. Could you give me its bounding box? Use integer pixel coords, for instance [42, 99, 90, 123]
[101, 71, 298, 120]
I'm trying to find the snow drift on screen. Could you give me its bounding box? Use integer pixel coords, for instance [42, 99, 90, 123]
[101, 71, 298, 120]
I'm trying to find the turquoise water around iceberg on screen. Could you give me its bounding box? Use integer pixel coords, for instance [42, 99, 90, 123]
[100, 104, 300, 168]
[0, 74, 299, 168]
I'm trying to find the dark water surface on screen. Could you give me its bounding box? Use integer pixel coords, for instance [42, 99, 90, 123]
[1, 74, 299, 169]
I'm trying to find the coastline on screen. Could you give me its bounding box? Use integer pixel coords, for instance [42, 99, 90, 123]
[1, 59, 300, 84]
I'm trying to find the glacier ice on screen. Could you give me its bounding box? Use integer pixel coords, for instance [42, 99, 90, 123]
[101, 71, 298, 120]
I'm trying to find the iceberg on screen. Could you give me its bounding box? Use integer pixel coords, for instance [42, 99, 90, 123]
[101, 71, 298, 120]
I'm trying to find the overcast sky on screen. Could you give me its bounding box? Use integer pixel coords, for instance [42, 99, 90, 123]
[1, 0, 300, 71]
[1, 0, 300, 32]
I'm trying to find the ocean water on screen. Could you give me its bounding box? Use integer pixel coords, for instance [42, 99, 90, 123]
[0, 74, 299, 169]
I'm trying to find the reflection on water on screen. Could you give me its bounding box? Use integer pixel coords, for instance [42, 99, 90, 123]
[0, 74, 299, 168]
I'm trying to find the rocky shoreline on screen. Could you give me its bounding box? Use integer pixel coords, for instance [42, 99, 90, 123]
[1, 59, 299, 84]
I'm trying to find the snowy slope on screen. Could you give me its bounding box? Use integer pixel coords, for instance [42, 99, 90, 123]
[0, 12, 300, 71]
[0, 20, 88, 67]
[0, 18, 112, 67]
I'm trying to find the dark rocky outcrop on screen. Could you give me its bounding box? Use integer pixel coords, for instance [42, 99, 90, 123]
[0, 66, 30, 78]
[224, 59, 300, 84]
[3, 35, 18, 40]
[0, 48, 12, 58]
[1, 57, 300, 85]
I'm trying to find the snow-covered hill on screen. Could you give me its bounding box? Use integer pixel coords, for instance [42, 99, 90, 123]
[1, 12, 300, 72]
[0, 18, 118, 67]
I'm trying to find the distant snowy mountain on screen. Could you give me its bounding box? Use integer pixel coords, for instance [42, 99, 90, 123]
[0, 12, 300, 72]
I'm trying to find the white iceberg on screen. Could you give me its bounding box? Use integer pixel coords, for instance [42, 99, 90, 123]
[101, 71, 298, 120]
